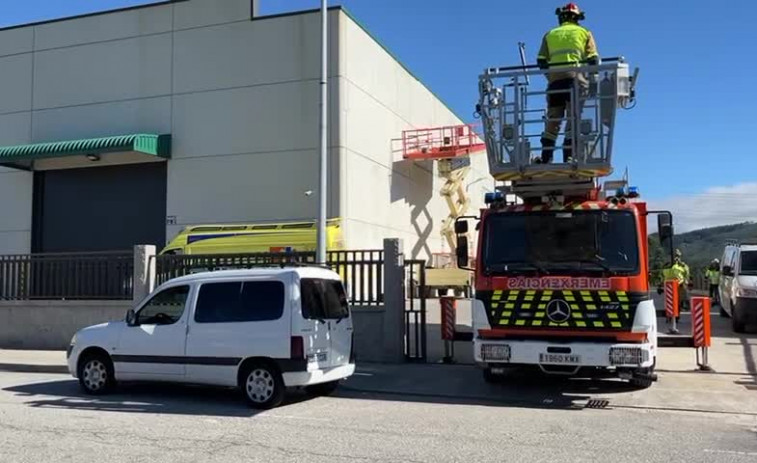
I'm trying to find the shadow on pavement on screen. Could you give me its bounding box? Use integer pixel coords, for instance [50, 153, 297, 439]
[340, 364, 644, 411]
[3, 379, 315, 417]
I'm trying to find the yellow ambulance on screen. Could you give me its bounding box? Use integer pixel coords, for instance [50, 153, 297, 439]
[161, 219, 344, 255]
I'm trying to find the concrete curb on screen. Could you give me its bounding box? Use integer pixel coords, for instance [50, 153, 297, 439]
[0, 363, 69, 375]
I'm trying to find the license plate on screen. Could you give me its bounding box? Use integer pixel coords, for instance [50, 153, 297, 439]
[539, 353, 581, 364]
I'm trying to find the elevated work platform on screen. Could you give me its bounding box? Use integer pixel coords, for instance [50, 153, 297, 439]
[400, 124, 485, 254]
[476, 59, 638, 190]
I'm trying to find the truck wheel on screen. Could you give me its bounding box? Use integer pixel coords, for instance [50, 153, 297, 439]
[630, 367, 654, 389]
[732, 303, 746, 334]
[437, 288, 449, 298]
[483, 368, 503, 384]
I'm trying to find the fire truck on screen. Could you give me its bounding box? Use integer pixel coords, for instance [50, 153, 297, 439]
[455, 57, 674, 387]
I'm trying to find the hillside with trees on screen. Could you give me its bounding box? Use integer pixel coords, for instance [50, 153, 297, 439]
[648, 222, 757, 287]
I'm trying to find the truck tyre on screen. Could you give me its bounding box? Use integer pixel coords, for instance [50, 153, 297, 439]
[483, 367, 503, 384]
[732, 302, 746, 333]
[630, 367, 654, 389]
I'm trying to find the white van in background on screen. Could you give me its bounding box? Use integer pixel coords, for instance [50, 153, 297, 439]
[66, 267, 355, 409]
[720, 243, 757, 333]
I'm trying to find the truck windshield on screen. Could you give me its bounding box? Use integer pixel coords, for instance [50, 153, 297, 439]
[740, 251, 757, 275]
[482, 210, 639, 276]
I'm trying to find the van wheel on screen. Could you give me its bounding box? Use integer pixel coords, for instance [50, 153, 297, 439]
[732, 303, 746, 333]
[306, 380, 340, 397]
[77, 352, 115, 395]
[240, 363, 285, 409]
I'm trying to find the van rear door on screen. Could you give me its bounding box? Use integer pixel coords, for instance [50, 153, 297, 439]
[298, 278, 353, 369]
[297, 278, 332, 370]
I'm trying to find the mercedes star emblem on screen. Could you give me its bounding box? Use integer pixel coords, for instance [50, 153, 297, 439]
[546, 299, 572, 324]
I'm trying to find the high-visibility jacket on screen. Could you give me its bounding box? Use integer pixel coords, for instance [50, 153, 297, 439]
[662, 263, 688, 285]
[537, 22, 599, 82]
[705, 269, 720, 285]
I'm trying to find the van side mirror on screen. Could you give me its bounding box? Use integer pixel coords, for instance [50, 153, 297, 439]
[126, 309, 136, 326]
[456, 236, 469, 268]
[722, 266, 733, 277]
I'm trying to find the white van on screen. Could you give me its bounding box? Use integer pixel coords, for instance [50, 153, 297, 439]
[720, 243, 757, 333]
[67, 267, 355, 409]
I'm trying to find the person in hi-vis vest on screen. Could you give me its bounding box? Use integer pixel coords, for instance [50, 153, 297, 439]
[537, 3, 599, 164]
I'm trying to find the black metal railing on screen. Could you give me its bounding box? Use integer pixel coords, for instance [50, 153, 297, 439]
[155, 249, 385, 306]
[0, 251, 134, 301]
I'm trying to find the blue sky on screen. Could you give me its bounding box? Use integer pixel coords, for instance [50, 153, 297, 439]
[3, 0, 755, 228]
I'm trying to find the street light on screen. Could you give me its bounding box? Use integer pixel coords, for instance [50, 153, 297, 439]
[316, 0, 328, 264]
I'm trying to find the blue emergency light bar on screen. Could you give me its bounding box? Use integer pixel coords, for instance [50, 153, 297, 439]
[484, 191, 504, 204]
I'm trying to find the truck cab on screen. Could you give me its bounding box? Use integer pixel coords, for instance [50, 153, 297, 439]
[457, 189, 671, 387]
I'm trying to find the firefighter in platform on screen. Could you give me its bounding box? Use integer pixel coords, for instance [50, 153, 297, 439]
[537, 3, 600, 164]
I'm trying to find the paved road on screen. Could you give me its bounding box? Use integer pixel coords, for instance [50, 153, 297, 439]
[1, 369, 756, 463]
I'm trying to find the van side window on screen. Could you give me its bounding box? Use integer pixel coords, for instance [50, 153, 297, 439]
[137, 285, 190, 325]
[301, 279, 349, 320]
[195, 281, 284, 323]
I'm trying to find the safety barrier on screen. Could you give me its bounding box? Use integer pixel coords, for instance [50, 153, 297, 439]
[658, 290, 714, 371]
[664, 280, 680, 334]
[440, 296, 456, 363]
[691, 296, 712, 370]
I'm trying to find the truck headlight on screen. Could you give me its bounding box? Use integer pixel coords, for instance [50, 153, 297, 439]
[481, 344, 511, 362]
[737, 288, 757, 298]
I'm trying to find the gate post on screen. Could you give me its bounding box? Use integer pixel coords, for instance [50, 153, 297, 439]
[133, 245, 156, 304]
[382, 238, 405, 363]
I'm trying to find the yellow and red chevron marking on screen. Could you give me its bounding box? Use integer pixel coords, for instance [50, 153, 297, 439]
[691, 296, 711, 348]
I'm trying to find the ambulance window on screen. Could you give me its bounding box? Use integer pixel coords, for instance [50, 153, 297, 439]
[252, 225, 277, 230]
[282, 223, 313, 230]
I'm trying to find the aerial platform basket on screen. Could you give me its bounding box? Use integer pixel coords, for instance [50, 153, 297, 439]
[401, 124, 486, 161]
[477, 58, 638, 186]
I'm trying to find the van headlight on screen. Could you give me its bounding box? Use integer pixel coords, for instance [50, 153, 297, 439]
[737, 288, 757, 298]
[70, 334, 77, 345]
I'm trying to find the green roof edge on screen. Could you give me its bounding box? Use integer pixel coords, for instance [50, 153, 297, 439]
[0, 134, 172, 161]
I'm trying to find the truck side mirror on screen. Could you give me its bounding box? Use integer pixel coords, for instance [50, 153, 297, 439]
[657, 213, 673, 241]
[456, 236, 469, 268]
[455, 220, 469, 235]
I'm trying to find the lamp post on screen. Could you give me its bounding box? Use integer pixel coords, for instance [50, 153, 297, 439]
[316, 0, 328, 264]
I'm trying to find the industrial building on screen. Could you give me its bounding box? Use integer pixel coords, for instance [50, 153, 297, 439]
[0, 0, 491, 259]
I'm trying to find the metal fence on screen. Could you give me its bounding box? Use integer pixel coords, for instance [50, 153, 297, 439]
[0, 251, 134, 301]
[155, 249, 385, 306]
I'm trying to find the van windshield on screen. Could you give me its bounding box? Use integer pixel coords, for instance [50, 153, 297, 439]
[740, 251, 757, 275]
[301, 279, 349, 320]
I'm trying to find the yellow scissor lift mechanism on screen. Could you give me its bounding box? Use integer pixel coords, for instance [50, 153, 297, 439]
[400, 124, 485, 296]
[476, 57, 639, 198]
